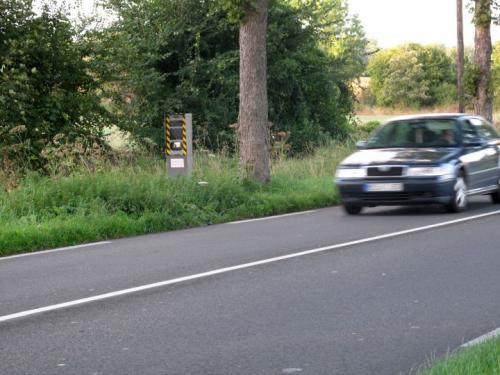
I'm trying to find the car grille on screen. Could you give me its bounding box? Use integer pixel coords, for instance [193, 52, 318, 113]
[358, 192, 411, 201]
[366, 166, 404, 177]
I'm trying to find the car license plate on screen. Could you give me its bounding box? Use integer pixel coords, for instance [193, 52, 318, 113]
[364, 183, 404, 192]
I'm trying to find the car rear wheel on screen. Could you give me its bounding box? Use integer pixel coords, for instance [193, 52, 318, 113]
[491, 190, 500, 204]
[446, 175, 468, 213]
[343, 204, 363, 215]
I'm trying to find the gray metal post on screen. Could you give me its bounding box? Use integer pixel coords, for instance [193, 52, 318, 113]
[165, 113, 192, 176]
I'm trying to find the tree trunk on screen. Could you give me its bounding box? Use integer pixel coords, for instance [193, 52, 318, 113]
[473, 0, 493, 122]
[238, 0, 270, 183]
[457, 0, 465, 113]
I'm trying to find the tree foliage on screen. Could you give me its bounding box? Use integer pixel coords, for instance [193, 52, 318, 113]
[468, 0, 500, 25]
[367, 44, 456, 108]
[218, 0, 256, 22]
[492, 42, 500, 108]
[0, 0, 108, 172]
[96, 0, 367, 153]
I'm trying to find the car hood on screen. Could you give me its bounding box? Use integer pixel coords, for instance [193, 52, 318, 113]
[340, 148, 460, 166]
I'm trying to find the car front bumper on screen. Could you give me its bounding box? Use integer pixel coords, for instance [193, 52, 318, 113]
[335, 178, 455, 206]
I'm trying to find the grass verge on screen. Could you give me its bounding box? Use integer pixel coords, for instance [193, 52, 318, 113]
[418, 337, 500, 375]
[0, 140, 354, 256]
[356, 114, 396, 124]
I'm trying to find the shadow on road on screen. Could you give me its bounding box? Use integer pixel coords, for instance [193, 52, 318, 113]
[360, 196, 495, 216]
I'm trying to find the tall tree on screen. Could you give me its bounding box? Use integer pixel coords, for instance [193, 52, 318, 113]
[238, 0, 269, 182]
[223, 0, 270, 182]
[457, 0, 465, 112]
[472, 0, 493, 121]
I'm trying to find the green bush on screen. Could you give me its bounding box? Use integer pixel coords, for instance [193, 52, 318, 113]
[0, 0, 108, 173]
[367, 44, 456, 109]
[360, 120, 381, 132]
[492, 42, 500, 109]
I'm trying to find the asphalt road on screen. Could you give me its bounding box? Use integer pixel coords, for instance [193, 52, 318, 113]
[1, 198, 500, 374]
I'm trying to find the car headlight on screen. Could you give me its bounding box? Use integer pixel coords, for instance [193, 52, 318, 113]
[335, 168, 366, 179]
[407, 164, 455, 179]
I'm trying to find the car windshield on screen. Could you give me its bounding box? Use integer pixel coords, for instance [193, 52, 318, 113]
[366, 119, 459, 148]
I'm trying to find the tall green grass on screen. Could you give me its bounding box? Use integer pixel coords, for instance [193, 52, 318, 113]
[418, 337, 500, 375]
[0, 140, 354, 256]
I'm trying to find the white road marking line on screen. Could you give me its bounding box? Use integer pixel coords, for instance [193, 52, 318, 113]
[461, 327, 500, 348]
[228, 210, 316, 224]
[1, 209, 500, 324]
[0, 241, 112, 261]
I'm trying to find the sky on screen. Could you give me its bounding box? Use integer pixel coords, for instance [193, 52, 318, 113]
[44, 0, 500, 48]
[348, 0, 500, 48]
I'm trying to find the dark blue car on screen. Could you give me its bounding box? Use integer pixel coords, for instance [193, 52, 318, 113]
[335, 114, 500, 214]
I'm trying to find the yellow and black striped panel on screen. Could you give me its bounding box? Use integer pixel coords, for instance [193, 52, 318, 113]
[182, 114, 187, 157]
[165, 117, 171, 156]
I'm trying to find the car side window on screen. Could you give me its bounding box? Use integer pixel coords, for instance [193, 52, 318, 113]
[468, 118, 499, 141]
[462, 121, 478, 142]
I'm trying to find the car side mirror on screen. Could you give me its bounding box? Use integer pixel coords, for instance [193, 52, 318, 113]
[356, 140, 367, 149]
[463, 137, 485, 147]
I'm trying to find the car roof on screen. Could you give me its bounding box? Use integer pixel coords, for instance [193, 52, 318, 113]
[386, 113, 480, 122]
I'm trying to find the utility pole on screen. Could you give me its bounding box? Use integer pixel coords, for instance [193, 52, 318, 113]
[457, 0, 465, 113]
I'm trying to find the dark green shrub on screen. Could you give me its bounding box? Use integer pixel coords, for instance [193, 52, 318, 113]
[0, 0, 108, 172]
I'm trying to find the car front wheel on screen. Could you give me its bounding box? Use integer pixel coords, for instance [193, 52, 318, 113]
[343, 204, 363, 215]
[446, 175, 468, 213]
